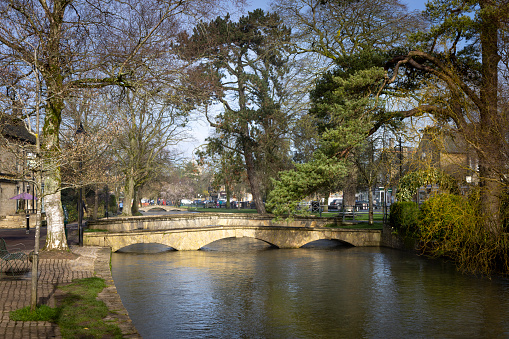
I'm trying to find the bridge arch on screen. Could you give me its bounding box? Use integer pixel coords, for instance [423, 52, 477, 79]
[180, 230, 281, 250]
[301, 239, 353, 247]
[199, 236, 277, 250]
[113, 235, 354, 252]
[114, 237, 278, 252]
[116, 242, 177, 252]
[84, 226, 382, 252]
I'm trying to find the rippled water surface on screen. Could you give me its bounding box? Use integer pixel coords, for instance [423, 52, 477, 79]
[111, 239, 509, 338]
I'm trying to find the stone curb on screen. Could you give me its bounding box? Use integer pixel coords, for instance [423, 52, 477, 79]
[91, 247, 141, 338]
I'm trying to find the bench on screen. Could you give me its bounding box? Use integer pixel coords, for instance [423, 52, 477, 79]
[338, 206, 356, 221]
[0, 238, 30, 276]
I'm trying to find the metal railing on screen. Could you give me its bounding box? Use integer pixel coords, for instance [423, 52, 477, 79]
[311, 203, 390, 223]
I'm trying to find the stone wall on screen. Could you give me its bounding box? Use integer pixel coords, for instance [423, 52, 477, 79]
[0, 214, 38, 229]
[381, 223, 419, 251]
[87, 213, 339, 232]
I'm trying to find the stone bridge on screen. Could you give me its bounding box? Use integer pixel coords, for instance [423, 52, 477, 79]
[138, 205, 186, 212]
[84, 213, 382, 252]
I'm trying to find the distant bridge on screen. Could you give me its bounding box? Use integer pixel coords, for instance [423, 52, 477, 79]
[138, 205, 186, 212]
[84, 213, 382, 252]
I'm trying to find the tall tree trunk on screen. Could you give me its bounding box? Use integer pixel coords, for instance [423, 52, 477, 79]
[478, 0, 502, 235]
[368, 186, 374, 225]
[132, 187, 140, 215]
[225, 180, 231, 209]
[42, 95, 67, 251]
[343, 167, 357, 209]
[238, 59, 266, 214]
[244, 149, 266, 214]
[123, 175, 135, 216]
[93, 184, 99, 220]
[43, 181, 67, 250]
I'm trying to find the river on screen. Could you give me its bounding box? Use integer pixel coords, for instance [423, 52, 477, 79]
[111, 238, 509, 338]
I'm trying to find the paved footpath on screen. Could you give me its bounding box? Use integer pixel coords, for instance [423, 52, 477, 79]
[0, 226, 141, 338]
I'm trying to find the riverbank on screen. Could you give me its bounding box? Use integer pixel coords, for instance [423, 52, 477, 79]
[0, 226, 140, 338]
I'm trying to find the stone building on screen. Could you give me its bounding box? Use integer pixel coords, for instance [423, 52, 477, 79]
[411, 127, 479, 203]
[417, 127, 478, 185]
[0, 117, 37, 228]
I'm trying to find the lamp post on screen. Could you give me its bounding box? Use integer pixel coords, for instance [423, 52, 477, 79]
[26, 186, 30, 234]
[75, 122, 86, 246]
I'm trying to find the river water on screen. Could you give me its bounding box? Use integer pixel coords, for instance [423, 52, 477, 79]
[111, 238, 509, 338]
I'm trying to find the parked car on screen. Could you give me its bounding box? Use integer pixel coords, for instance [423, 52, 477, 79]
[297, 201, 310, 210]
[180, 199, 192, 205]
[328, 199, 343, 210]
[355, 200, 368, 211]
[192, 200, 205, 207]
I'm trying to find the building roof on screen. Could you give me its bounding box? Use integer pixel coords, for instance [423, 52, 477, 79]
[0, 116, 36, 144]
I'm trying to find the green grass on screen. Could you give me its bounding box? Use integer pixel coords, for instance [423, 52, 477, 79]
[9, 305, 58, 321]
[186, 207, 388, 223]
[10, 277, 123, 339]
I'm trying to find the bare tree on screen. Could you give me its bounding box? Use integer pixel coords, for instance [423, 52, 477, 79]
[112, 88, 191, 216]
[160, 164, 196, 206]
[0, 0, 240, 250]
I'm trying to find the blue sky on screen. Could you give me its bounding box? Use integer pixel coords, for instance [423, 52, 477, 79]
[245, 0, 428, 12]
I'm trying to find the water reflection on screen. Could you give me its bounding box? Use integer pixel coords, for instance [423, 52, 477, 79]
[111, 238, 509, 339]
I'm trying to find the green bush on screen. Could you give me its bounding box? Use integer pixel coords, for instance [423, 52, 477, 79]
[418, 193, 508, 275]
[389, 201, 420, 236]
[419, 193, 476, 245]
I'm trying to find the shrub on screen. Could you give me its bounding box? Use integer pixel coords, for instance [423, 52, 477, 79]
[419, 194, 476, 248]
[389, 201, 420, 236]
[419, 193, 508, 275]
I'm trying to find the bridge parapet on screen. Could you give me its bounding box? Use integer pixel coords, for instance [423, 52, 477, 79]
[87, 213, 337, 232]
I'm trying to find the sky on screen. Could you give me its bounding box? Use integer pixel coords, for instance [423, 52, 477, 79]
[180, 0, 429, 159]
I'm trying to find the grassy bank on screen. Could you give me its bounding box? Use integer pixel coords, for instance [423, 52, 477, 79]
[10, 277, 123, 338]
[183, 206, 385, 218]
